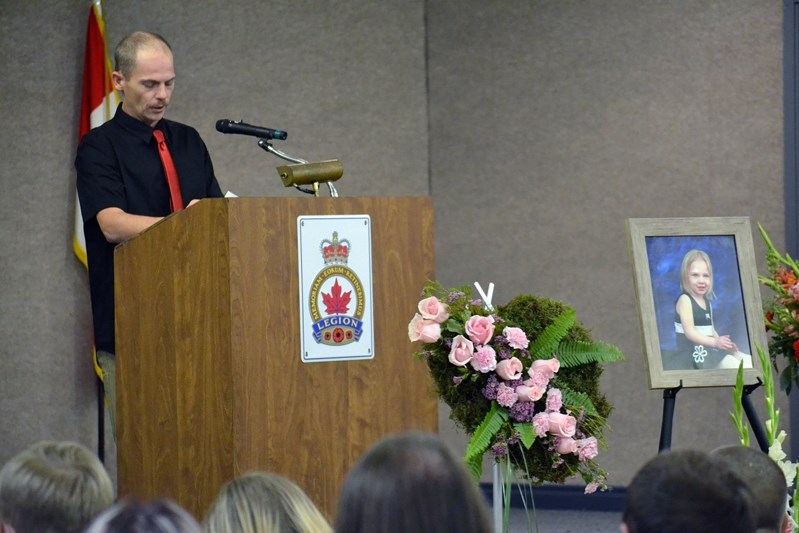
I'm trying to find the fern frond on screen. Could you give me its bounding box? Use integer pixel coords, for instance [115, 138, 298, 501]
[465, 453, 484, 482]
[555, 341, 625, 368]
[559, 385, 600, 418]
[528, 309, 575, 359]
[464, 402, 507, 464]
[513, 422, 536, 449]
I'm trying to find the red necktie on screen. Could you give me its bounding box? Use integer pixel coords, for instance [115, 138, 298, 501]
[152, 129, 184, 212]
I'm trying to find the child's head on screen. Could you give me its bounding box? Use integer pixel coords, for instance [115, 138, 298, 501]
[679, 249, 715, 300]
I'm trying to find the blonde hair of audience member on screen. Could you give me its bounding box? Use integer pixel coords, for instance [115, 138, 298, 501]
[334, 432, 492, 533]
[622, 449, 756, 533]
[202, 472, 332, 533]
[711, 445, 790, 533]
[85, 499, 201, 533]
[0, 440, 114, 533]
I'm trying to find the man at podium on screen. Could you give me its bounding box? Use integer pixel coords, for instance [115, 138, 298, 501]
[75, 31, 223, 434]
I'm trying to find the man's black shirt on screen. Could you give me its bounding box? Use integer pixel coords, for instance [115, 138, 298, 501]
[76, 104, 223, 353]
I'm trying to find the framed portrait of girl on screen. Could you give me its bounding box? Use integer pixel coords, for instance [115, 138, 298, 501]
[627, 217, 765, 388]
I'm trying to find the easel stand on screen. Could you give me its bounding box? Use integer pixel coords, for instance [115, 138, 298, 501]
[658, 379, 769, 453]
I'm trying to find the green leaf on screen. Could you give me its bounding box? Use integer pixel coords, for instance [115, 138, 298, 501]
[445, 317, 465, 335]
[755, 344, 778, 444]
[729, 362, 749, 447]
[464, 402, 507, 464]
[559, 385, 600, 418]
[555, 341, 625, 368]
[465, 453, 484, 481]
[528, 309, 575, 359]
[513, 422, 536, 449]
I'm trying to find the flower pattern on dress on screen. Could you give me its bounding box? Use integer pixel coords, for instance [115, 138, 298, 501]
[692, 345, 707, 364]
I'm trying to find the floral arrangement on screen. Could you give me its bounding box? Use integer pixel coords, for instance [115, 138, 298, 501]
[408, 281, 624, 492]
[759, 224, 799, 393]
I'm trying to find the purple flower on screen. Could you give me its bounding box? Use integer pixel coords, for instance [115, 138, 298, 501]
[452, 376, 463, 385]
[497, 345, 513, 360]
[482, 375, 499, 400]
[445, 291, 465, 304]
[491, 442, 508, 457]
[509, 400, 535, 422]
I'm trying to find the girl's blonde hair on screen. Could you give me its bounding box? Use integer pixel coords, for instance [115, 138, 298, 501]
[202, 472, 331, 533]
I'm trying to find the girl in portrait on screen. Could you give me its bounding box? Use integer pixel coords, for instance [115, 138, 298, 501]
[674, 249, 751, 370]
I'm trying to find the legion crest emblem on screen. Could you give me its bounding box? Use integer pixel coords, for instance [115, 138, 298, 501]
[308, 232, 365, 346]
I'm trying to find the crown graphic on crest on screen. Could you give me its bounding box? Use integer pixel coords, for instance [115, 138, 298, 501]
[320, 232, 350, 265]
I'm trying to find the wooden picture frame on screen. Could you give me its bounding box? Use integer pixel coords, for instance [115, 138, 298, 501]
[626, 217, 765, 389]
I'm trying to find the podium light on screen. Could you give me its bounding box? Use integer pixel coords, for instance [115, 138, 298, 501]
[277, 160, 343, 197]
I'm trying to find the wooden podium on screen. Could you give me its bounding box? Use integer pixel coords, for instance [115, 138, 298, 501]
[113, 197, 438, 520]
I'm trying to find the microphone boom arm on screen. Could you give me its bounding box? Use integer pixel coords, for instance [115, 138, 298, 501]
[257, 139, 339, 197]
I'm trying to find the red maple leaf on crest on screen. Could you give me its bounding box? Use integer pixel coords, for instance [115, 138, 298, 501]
[322, 278, 351, 314]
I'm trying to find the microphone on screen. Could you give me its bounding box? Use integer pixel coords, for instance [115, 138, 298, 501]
[215, 119, 288, 141]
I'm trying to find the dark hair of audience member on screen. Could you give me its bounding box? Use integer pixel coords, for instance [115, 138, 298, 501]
[0, 440, 114, 533]
[622, 449, 757, 533]
[84, 499, 201, 533]
[711, 445, 789, 533]
[202, 471, 332, 533]
[334, 432, 492, 533]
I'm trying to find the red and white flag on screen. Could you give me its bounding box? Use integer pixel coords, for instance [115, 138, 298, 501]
[74, 0, 119, 268]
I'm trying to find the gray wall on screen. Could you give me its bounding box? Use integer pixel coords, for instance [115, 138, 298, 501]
[0, 0, 785, 494]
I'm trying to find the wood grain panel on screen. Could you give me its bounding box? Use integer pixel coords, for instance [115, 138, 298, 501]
[115, 200, 234, 518]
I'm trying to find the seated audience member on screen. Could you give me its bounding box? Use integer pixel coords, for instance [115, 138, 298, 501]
[622, 449, 756, 533]
[85, 499, 201, 533]
[711, 445, 791, 533]
[334, 432, 492, 533]
[0, 440, 114, 533]
[202, 471, 331, 533]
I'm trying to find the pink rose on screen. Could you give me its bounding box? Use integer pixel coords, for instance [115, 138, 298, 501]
[448, 335, 474, 367]
[530, 357, 560, 379]
[496, 357, 523, 380]
[555, 437, 578, 455]
[496, 383, 518, 408]
[417, 296, 450, 323]
[464, 315, 495, 345]
[532, 412, 550, 437]
[470, 345, 497, 373]
[545, 388, 562, 413]
[528, 370, 550, 388]
[548, 412, 577, 438]
[516, 383, 545, 402]
[502, 326, 529, 349]
[408, 313, 441, 343]
[577, 437, 598, 461]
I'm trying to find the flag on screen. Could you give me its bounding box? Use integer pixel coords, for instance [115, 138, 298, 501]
[75, 0, 119, 378]
[74, 0, 119, 268]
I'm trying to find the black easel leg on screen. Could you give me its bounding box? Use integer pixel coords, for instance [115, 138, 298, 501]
[658, 381, 683, 452]
[742, 379, 769, 453]
[97, 376, 105, 463]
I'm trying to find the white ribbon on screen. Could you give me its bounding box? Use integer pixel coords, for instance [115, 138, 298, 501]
[474, 281, 495, 312]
